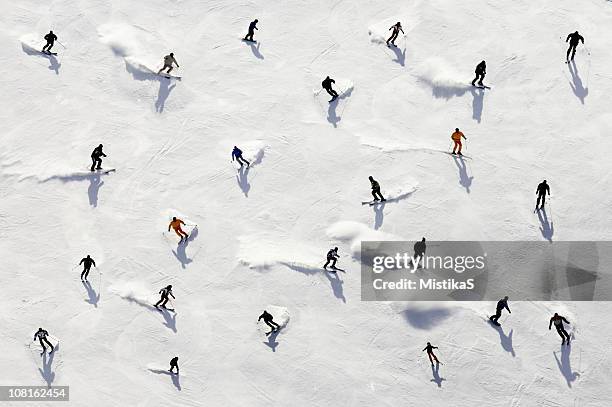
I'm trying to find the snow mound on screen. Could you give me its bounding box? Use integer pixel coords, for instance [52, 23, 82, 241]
[109, 281, 156, 309]
[414, 57, 472, 99]
[238, 237, 322, 271]
[326, 221, 402, 258]
[264, 305, 290, 328]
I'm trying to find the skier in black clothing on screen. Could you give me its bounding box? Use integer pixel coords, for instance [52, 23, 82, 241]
[258, 310, 280, 334]
[566, 31, 584, 62]
[169, 356, 179, 374]
[386, 22, 404, 47]
[489, 296, 510, 325]
[244, 19, 258, 42]
[232, 146, 250, 167]
[323, 247, 339, 270]
[549, 313, 571, 345]
[155, 285, 175, 309]
[422, 342, 440, 365]
[322, 76, 339, 101]
[413, 237, 426, 268]
[42, 31, 57, 54]
[536, 180, 550, 210]
[471, 61, 486, 86]
[79, 255, 96, 281]
[90, 144, 106, 172]
[369, 176, 386, 202]
[34, 328, 54, 354]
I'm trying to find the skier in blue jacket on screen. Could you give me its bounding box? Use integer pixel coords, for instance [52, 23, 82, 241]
[232, 146, 250, 167]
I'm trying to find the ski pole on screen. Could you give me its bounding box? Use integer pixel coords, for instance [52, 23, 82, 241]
[57, 40, 66, 49]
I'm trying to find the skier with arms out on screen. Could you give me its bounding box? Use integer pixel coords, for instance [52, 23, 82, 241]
[79, 255, 96, 281]
[368, 176, 386, 202]
[489, 296, 510, 326]
[244, 19, 258, 42]
[42, 30, 58, 54]
[169, 356, 179, 374]
[422, 342, 440, 365]
[90, 144, 106, 172]
[168, 217, 189, 242]
[158, 53, 179, 76]
[155, 285, 175, 309]
[535, 180, 550, 210]
[232, 146, 250, 168]
[549, 313, 571, 345]
[258, 310, 280, 335]
[471, 61, 486, 87]
[34, 328, 54, 355]
[565, 31, 584, 62]
[322, 76, 339, 102]
[386, 22, 404, 47]
[323, 247, 339, 271]
[451, 128, 467, 156]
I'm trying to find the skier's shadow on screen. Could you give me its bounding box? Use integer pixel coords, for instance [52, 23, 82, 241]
[39, 348, 57, 387]
[280, 262, 345, 302]
[452, 155, 474, 193]
[82, 280, 100, 307]
[324, 270, 346, 303]
[156, 80, 176, 113]
[40, 171, 112, 208]
[537, 208, 554, 242]
[160, 308, 177, 333]
[568, 60, 588, 104]
[148, 369, 182, 391]
[430, 363, 445, 387]
[172, 227, 198, 268]
[243, 40, 264, 60]
[372, 201, 385, 230]
[264, 329, 281, 352]
[488, 321, 515, 357]
[389, 45, 406, 66]
[236, 166, 251, 197]
[327, 88, 353, 128]
[21, 44, 61, 74]
[470, 86, 484, 123]
[554, 344, 580, 387]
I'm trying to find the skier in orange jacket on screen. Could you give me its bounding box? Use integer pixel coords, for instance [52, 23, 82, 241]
[168, 217, 188, 242]
[451, 128, 467, 155]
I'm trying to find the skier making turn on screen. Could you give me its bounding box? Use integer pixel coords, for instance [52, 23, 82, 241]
[90, 144, 106, 171]
[422, 342, 440, 365]
[471, 60, 486, 87]
[258, 310, 280, 335]
[168, 217, 189, 242]
[155, 285, 175, 309]
[323, 247, 339, 270]
[158, 53, 179, 75]
[451, 128, 467, 156]
[322, 76, 339, 102]
[489, 296, 510, 326]
[549, 313, 571, 345]
[79, 255, 97, 281]
[565, 31, 584, 62]
[244, 19, 259, 42]
[34, 328, 54, 354]
[232, 146, 250, 168]
[42, 30, 58, 54]
[369, 176, 386, 202]
[386, 22, 404, 47]
[169, 356, 179, 374]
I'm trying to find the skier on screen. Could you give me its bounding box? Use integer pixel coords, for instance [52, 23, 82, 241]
[549, 312, 571, 345]
[471, 60, 486, 87]
[386, 22, 404, 47]
[42, 30, 58, 54]
[244, 19, 258, 42]
[232, 146, 250, 168]
[79, 255, 96, 281]
[158, 53, 179, 75]
[369, 176, 386, 202]
[323, 247, 339, 270]
[565, 31, 584, 62]
[169, 356, 179, 374]
[322, 76, 339, 101]
[168, 217, 189, 242]
[413, 237, 426, 268]
[258, 310, 280, 334]
[489, 296, 511, 325]
[155, 285, 175, 309]
[33, 328, 54, 354]
[451, 128, 467, 156]
[422, 342, 440, 365]
[535, 180, 550, 210]
[90, 144, 106, 172]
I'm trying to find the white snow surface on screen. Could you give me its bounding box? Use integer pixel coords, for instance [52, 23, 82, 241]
[2, 0, 612, 405]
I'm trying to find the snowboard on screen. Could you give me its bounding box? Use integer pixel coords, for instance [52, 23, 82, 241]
[471, 84, 491, 89]
[90, 168, 116, 175]
[265, 326, 282, 337]
[155, 305, 176, 313]
[242, 38, 257, 43]
[362, 200, 386, 206]
[158, 73, 181, 80]
[41, 51, 58, 56]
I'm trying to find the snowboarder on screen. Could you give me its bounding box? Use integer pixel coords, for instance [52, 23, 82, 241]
[155, 285, 175, 309]
[471, 61, 486, 87]
[244, 19, 258, 42]
[536, 180, 550, 210]
[90, 144, 106, 172]
[322, 76, 339, 101]
[422, 342, 440, 365]
[79, 255, 96, 281]
[489, 296, 510, 325]
[413, 237, 426, 268]
[42, 30, 57, 54]
[258, 310, 280, 334]
[566, 31, 584, 62]
[168, 217, 189, 242]
[451, 128, 467, 156]
[232, 146, 250, 168]
[549, 312, 571, 345]
[169, 356, 179, 374]
[369, 176, 386, 202]
[33, 328, 54, 354]
[158, 53, 179, 75]
[323, 247, 339, 270]
[386, 22, 404, 47]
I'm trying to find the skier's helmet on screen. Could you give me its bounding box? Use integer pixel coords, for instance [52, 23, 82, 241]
[455, 128, 459, 132]
[173, 217, 177, 221]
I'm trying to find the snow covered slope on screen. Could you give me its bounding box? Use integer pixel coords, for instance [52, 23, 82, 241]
[2, 0, 612, 405]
